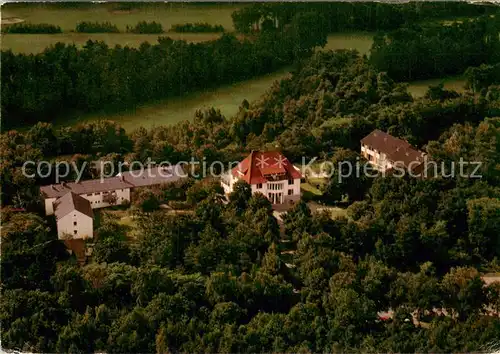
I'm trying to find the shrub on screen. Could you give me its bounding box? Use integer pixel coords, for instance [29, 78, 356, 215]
[168, 200, 191, 210]
[76, 21, 120, 33]
[127, 21, 163, 34]
[3, 23, 62, 34]
[170, 22, 225, 33]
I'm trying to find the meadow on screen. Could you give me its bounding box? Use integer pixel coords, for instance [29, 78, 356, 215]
[1, 2, 239, 53]
[54, 32, 464, 132]
[2, 3, 467, 132]
[1, 2, 238, 31]
[53, 33, 376, 131]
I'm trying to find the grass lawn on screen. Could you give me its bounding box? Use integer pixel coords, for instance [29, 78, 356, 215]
[100, 209, 139, 241]
[1, 2, 239, 54]
[322, 32, 374, 55]
[54, 68, 291, 131]
[308, 201, 348, 220]
[407, 76, 466, 98]
[301, 182, 323, 202]
[1, 3, 239, 31]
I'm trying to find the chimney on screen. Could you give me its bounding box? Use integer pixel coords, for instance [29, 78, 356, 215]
[384, 137, 387, 142]
[61, 181, 67, 188]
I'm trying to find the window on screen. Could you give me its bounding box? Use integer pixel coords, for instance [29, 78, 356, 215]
[288, 189, 293, 195]
[73, 230, 77, 235]
[288, 179, 294, 185]
[257, 183, 262, 189]
[73, 221, 77, 226]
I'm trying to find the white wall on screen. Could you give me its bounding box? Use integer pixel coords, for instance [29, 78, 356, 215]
[362, 144, 389, 171]
[45, 197, 57, 215]
[222, 174, 301, 204]
[45, 188, 131, 215]
[57, 210, 93, 240]
[80, 188, 131, 209]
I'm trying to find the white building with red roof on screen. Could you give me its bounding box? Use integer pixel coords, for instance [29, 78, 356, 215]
[222, 151, 302, 205]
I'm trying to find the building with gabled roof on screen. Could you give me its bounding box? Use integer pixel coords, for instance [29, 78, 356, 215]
[221, 151, 302, 205]
[41, 164, 185, 215]
[361, 129, 427, 175]
[54, 192, 93, 240]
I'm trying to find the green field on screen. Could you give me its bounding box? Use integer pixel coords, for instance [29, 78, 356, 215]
[51, 31, 464, 132]
[407, 76, 466, 97]
[1, 3, 238, 31]
[55, 68, 291, 131]
[1, 2, 239, 53]
[53, 34, 375, 131]
[2, 4, 466, 131]
[322, 32, 374, 54]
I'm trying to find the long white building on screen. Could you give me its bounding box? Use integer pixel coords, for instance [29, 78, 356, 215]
[40, 164, 185, 216]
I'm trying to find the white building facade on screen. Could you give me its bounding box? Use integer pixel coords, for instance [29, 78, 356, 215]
[54, 192, 94, 240]
[57, 209, 93, 239]
[222, 151, 302, 205]
[361, 129, 426, 175]
[41, 165, 185, 216]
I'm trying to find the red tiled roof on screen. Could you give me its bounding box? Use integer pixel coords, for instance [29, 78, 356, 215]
[232, 151, 302, 185]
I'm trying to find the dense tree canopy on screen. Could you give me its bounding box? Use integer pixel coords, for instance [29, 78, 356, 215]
[2, 4, 500, 351]
[370, 16, 500, 81]
[1, 14, 327, 129]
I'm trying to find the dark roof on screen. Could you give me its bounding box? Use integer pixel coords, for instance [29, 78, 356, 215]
[361, 130, 411, 154]
[231, 151, 302, 184]
[54, 192, 93, 220]
[361, 130, 426, 170]
[41, 164, 185, 199]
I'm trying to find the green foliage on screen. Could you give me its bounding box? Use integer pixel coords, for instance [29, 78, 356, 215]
[370, 18, 500, 81]
[127, 21, 164, 34]
[170, 22, 224, 33]
[2, 22, 62, 34]
[231, 2, 497, 34]
[93, 214, 131, 264]
[465, 62, 500, 93]
[228, 180, 252, 214]
[2, 21, 325, 129]
[2, 32, 500, 353]
[75, 21, 120, 33]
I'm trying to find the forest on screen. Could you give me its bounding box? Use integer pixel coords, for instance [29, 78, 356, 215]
[230, 1, 498, 33]
[370, 16, 500, 81]
[1, 12, 326, 129]
[3, 1, 500, 130]
[2, 47, 500, 352]
[1, 2, 500, 353]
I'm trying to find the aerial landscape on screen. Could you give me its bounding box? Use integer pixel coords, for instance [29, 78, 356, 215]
[1, 1, 500, 353]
